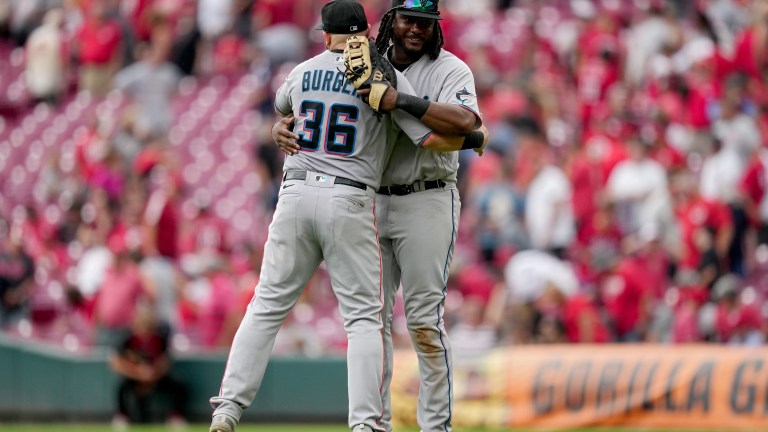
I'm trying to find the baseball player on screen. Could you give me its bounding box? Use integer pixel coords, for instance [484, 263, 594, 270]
[210, 2, 479, 432]
[275, 1, 485, 431]
[371, 3, 484, 431]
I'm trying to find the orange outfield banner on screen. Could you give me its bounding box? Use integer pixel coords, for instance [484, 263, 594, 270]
[391, 345, 768, 430]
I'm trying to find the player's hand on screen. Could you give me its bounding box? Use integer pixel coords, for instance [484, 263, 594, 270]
[356, 86, 397, 113]
[272, 115, 300, 156]
[473, 124, 490, 157]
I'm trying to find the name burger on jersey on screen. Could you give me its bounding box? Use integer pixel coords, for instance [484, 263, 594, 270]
[301, 68, 362, 98]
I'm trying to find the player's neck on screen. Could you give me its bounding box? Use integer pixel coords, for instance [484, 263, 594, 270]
[388, 46, 421, 72]
[390, 46, 422, 68]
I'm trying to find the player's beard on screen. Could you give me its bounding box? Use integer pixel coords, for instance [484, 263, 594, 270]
[393, 34, 426, 62]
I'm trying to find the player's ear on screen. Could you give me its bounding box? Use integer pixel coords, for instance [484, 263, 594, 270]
[366, 23, 371, 37]
[323, 31, 331, 49]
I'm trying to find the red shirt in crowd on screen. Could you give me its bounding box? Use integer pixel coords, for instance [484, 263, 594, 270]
[95, 262, 146, 329]
[123, 0, 156, 41]
[684, 70, 720, 129]
[714, 302, 762, 343]
[650, 140, 685, 172]
[144, 188, 180, 260]
[729, 28, 768, 81]
[179, 210, 229, 256]
[577, 56, 620, 127]
[253, 0, 300, 27]
[740, 152, 768, 225]
[199, 271, 238, 348]
[561, 293, 610, 343]
[77, 16, 122, 65]
[453, 263, 496, 306]
[600, 256, 652, 339]
[675, 198, 732, 269]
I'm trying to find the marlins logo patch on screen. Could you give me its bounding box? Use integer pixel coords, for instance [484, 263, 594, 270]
[455, 87, 476, 106]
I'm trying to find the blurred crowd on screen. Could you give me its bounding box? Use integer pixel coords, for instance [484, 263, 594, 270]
[2, 0, 768, 356]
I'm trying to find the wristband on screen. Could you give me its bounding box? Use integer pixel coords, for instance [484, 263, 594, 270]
[460, 130, 484, 150]
[395, 93, 430, 119]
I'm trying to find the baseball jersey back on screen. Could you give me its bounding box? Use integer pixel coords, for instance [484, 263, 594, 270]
[275, 50, 433, 190]
[381, 49, 482, 187]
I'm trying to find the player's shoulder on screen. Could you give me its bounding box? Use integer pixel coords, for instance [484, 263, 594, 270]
[285, 52, 329, 78]
[431, 49, 471, 71]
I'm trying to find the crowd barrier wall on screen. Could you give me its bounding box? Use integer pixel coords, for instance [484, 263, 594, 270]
[0, 335, 348, 422]
[3, 336, 767, 429]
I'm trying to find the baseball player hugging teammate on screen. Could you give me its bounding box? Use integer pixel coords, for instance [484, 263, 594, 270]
[273, 1, 487, 431]
[211, 1, 485, 432]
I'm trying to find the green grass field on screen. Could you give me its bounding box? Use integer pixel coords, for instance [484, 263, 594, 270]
[0, 425, 739, 432]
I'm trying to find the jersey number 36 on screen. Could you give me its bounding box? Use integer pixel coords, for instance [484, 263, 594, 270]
[297, 101, 358, 156]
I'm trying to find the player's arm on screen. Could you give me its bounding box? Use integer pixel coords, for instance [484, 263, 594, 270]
[420, 124, 489, 155]
[273, 74, 301, 156]
[374, 87, 480, 134]
[272, 114, 300, 156]
[391, 70, 489, 155]
[363, 66, 482, 134]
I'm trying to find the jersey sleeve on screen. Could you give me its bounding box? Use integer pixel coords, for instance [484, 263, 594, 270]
[435, 59, 482, 122]
[274, 74, 293, 116]
[392, 71, 434, 147]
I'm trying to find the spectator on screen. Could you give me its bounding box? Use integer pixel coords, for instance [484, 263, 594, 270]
[8, 0, 48, 46]
[598, 235, 656, 342]
[449, 295, 502, 363]
[93, 235, 153, 347]
[179, 196, 229, 261]
[142, 166, 181, 261]
[624, 1, 681, 86]
[518, 118, 575, 254]
[711, 74, 760, 165]
[113, 38, 181, 138]
[606, 135, 674, 238]
[670, 170, 733, 278]
[252, 0, 308, 66]
[0, 224, 34, 328]
[24, 8, 67, 104]
[74, 0, 123, 96]
[139, 254, 178, 339]
[109, 304, 187, 426]
[740, 144, 768, 247]
[711, 273, 764, 344]
[727, 0, 768, 80]
[504, 249, 580, 305]
[468, 155, 526, 263]
[0, 0, 10, 39]
[195, 0, 235, 74]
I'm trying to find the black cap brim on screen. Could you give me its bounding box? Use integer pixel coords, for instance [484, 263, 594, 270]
[396, 8, 443, 20]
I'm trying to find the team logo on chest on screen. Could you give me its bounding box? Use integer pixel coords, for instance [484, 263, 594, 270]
[455, 87, 476, 106]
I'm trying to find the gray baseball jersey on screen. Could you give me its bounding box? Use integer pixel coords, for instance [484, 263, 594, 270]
[380, 49, 482, 187]
[274, 50, 434, 190]
[378, 48, 482, 432]
[210, 49, 434, 432]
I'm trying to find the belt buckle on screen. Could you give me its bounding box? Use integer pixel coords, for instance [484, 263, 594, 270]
[394, 184, 412, 195]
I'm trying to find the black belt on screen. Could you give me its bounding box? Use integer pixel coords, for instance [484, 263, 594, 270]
[283, 170, 368, 191]
[377, 180, 446, 196]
